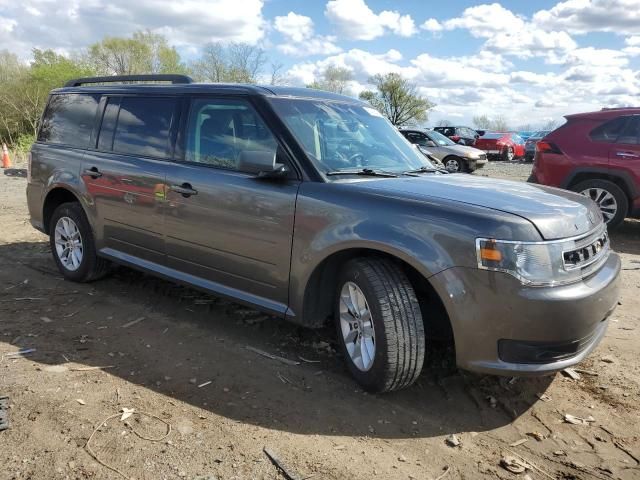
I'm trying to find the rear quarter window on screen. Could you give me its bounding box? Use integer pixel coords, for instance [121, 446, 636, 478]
[38, 94, 100, 148]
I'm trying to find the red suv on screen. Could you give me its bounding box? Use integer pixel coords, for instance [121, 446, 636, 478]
[529, 108, 640, 228]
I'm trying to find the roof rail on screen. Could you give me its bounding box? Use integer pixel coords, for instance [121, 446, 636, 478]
[64, 74, 194, 87]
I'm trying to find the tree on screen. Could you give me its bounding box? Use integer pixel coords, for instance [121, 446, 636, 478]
[358, 73, 434, 126]
[473, 114, 511, 131]
[0, 49, 93, 144]
[191, 42, 266, 83]
[87, 30, 186, 75]
[307, 66, 352, 94]
[436, 119, 453, 127]
[541, 119, 559, 131]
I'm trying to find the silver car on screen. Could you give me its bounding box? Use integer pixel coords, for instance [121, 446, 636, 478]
[400, 128, 488, 173]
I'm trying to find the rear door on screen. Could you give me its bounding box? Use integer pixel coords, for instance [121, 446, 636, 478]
[82, 95, 179, 264]
[608, 115, 640, 190]
[162, 96, 300, 313]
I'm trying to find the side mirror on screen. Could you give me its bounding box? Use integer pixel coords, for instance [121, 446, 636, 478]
[425, 140, 437, 147]
[238, 150, 288, 178]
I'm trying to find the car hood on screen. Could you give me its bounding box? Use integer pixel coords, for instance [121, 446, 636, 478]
[446, 145, 485, 158]
[353, 174, 602, 240]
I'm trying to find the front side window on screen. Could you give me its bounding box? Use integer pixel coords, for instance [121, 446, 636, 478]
[616, 116, 640, 145]
[112, 96, 177, 158]
[269, 98, 434, 174]
[404, 132, 428, 146]
[590, 116, 629, 143]
[426, 130, 456, 146]
[185, 98, 277, 171]
[38, 94, 100, 148]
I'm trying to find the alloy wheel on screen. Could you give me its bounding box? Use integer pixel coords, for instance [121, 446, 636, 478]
[506, 147, 515, 161]
[339, 281, 376, 372]
[580, 187, 618, 223]
[54, 216, 84, 271]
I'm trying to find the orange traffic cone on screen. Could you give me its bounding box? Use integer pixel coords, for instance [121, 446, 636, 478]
[1, 144, 11, 169]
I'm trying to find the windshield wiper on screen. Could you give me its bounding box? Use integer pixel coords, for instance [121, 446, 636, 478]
[326, 168, 399, 178]
[403, 166, 448, 175]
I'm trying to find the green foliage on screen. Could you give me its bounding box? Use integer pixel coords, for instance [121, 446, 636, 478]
[359, 73, 434, 126]
[15, 133, 36, 152]
[87, 30, 187, 75]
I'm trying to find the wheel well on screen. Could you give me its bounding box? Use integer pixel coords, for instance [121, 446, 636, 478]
[302, 248, 454, 342]
[567, 173, 633, 210]
[42, 188, 80, 234]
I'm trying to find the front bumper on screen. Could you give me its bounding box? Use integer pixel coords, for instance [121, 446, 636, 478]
[430, 252, 621, 376]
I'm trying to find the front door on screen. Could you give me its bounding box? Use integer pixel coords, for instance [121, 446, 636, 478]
[608, 115, 640, 189]
[163, 97, 300, 313]
[82, 95, 179, 264]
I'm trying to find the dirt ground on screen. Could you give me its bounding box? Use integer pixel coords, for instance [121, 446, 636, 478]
[1, 160, 639, 480]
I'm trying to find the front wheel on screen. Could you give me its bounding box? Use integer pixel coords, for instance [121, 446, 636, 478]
[444, 156, 466, 173]
[334, 258, 425, 393]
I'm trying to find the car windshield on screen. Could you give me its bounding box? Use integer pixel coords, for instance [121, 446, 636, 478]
[426, 130, 456, 146]
[269, 98, 435, 175]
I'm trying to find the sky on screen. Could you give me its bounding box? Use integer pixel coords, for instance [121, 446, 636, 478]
[1, 0, 640, 128]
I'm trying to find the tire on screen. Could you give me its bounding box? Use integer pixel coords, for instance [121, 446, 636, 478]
[502, 146, 515, 162]
[571, 179, 628, 229]
[49, 202, 111, 282]
[334, 257, 426, 393]
[444, 156, 466, 173]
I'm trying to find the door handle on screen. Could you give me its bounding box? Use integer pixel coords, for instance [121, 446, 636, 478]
[616, 151, 639, 158]
[83, 167, 102, 178]
[170, 183, 198, 197]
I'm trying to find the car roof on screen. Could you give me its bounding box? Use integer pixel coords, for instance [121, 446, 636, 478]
[565, 107, 640, 120]
[52, 82, 367, 104]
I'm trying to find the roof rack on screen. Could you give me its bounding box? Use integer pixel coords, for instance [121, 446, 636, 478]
[64, 74, 194, 87]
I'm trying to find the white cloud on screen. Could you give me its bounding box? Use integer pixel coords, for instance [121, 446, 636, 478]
[533, 0, 640, 35]
[325, 0, 416, 40]
[623, 35, 640, 55]
[273, 12, 341, 57]
[1, 0, 267, 58]
[424, 3, 577, 59]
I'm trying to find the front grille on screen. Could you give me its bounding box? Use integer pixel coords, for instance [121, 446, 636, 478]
[498, 329, 599, 364]
[563, 228, 609, 272]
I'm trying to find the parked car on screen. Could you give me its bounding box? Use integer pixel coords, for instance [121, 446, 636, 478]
[475, 132, 525, 161]
[524, 130, 551, 162]
[529, 108, 640, 229]
[27, 75, 620, 393]
[399, 127, 488, 172]
[433, 126, 481, 146]
[517, 131, 535, 141]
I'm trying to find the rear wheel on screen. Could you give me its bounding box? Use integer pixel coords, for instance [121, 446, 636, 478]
[334, 258, 425, 393]
[503, 146, 515, 162]
[572, 179, 628, 229]
[49, 202, 111, 282]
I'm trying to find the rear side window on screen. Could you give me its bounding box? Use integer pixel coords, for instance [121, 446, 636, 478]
[38, 94, 100, 147]
[112, 96, 177, 159]
[589, 116, 628, 143]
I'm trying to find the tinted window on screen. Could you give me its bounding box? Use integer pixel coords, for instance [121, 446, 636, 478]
[185, 99, 277, 171]
[38, 94, 99, 147]
[590, 116, 628, 143]
[404, 132, 428, 146]
[97, 97, 120, 151]
[112, 96, 177, 158]
[616, 116, 640, 145]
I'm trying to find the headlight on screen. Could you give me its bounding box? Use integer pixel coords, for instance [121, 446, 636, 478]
[476, 228, 609, 286]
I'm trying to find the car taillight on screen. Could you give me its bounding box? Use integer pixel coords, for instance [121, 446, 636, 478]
[536, 141, 562, 154]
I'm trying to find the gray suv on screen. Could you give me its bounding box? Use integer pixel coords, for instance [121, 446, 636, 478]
[27, 75, 621, 393]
